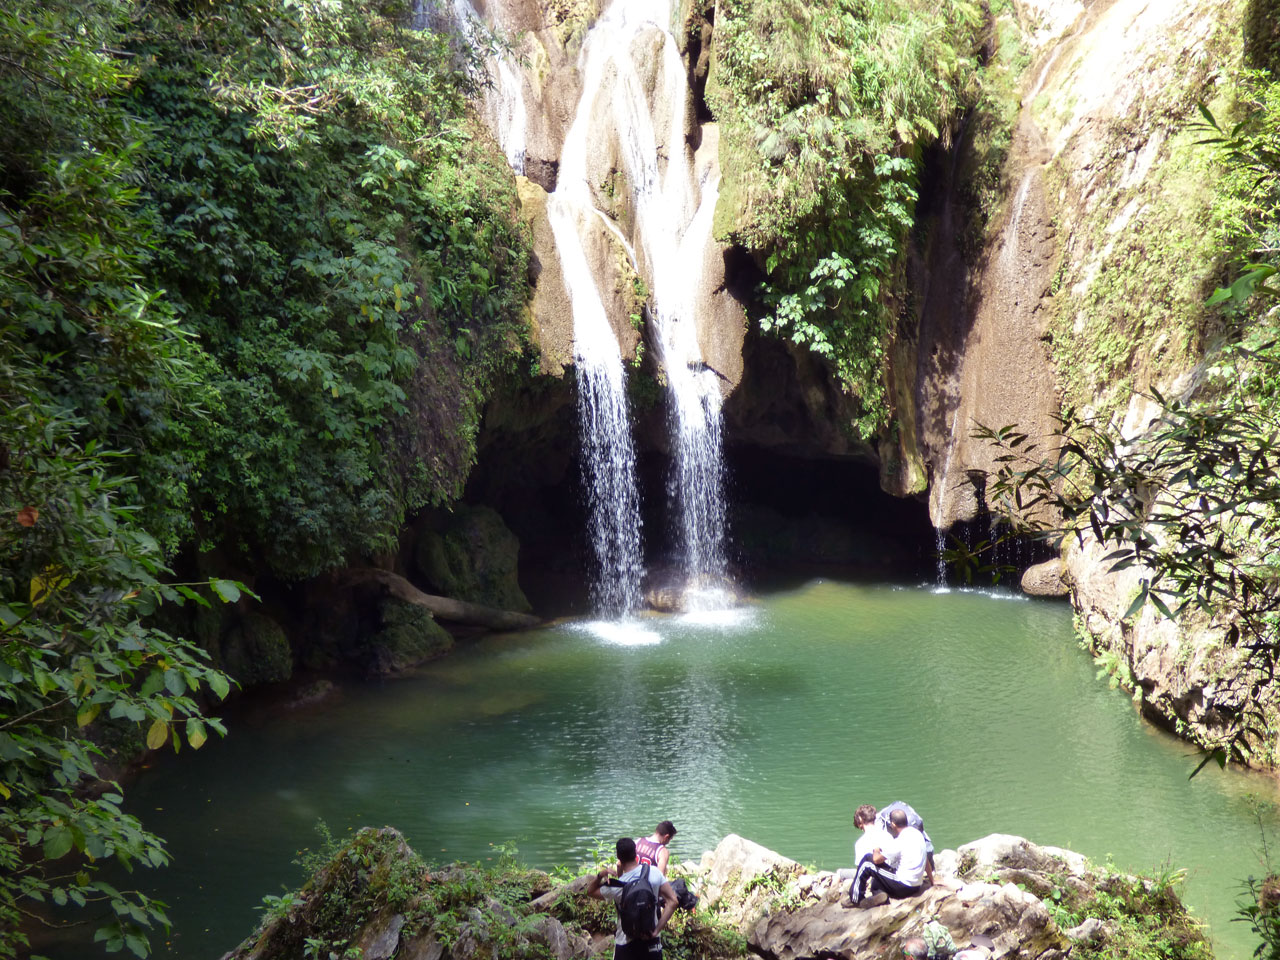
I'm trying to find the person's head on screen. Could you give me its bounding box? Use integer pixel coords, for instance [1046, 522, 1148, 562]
[901, 937, 929, 960]
[854, 804, 878, 828]
[656, 820, 677, 844]
[888, 808, 909, 835]
[616, 837, 637, 864]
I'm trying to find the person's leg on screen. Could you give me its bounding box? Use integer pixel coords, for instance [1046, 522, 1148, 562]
[615, 940, 652, 960]
[877, 874, 924, 900]
[849, 860, 879, 902]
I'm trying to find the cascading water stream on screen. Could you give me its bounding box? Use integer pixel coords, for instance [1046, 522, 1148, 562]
[452, 0, 528, 175]
[544, 1, 657, 617]
[547, 0, 731, 615]
[652, 173, 730, 604]
[430, 0, 731, 616]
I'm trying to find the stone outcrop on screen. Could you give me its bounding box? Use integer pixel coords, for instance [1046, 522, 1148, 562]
[684, 834, 1072, 960]
[1064, 531, 1270, 756]
[1020, 559, 1068, 598]
[414, 505, 533, 615]
[223, 829, 1206, 960]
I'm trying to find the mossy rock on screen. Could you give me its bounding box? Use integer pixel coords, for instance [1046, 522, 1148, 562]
[415, 505, 532, 613]
[218, 612, 293, 687]
[1246, 0, 1280, 72]
[366, 598, 453, 677]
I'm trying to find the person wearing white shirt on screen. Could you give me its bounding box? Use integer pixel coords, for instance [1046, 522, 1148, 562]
[847, 808, 929, 907]
[586, 837, 679, 959]
[837, 804, 891, 885]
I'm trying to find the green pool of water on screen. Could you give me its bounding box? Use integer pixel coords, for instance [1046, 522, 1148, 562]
[92, 582, 1280, 958]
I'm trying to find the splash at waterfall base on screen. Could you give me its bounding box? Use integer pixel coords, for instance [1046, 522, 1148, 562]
[221, 829, 1211, 960]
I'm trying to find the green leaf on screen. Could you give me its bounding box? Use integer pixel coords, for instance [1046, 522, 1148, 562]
[44, 826, 74, 860]
[210, 579, 241, 603]
[208, 672, 231, 700]
[186, 718, 207, 750]
[145, 719, 169, 751]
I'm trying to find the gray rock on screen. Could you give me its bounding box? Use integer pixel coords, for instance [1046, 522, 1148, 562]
[681, 833, 1128, 960]
[351, 910, 404, 960]
[1021, 558, 1069, 597]
[397, 935, 444, 960]
[1065, 917, 1110, 942]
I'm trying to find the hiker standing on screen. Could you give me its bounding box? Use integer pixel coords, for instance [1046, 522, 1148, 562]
[587, 837, 679, 959]
[635, 820, 677, 874]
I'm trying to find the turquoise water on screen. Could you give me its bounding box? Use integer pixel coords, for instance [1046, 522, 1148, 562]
[90, 582, 1279, 958]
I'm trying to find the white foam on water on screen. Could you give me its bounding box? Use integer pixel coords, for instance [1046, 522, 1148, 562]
[677, 605, 756, 630]
[577, 619, 664, 646]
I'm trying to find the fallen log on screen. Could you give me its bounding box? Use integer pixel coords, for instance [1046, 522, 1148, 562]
[339, 568, 542, 631]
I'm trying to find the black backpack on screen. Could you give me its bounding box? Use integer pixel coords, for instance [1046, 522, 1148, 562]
[618, 864, 659, 940]
[670, 878, 699, 911]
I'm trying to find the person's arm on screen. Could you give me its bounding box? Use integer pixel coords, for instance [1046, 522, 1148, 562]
[656, 845, 670, 874]
[652, 882, 679, 937]
[871, 847, 886, 865]
[586, 866, 611, 901]
[925, 851, 935, 885]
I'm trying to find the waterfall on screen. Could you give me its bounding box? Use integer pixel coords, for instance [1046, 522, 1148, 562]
[435, 0, 733, 615]
[451, 0, 529, 175]
[544, 1, 658, 617]
[652, 173, 730, 604]
[934, 527, 948, 589]
[547, 0, 732, 614]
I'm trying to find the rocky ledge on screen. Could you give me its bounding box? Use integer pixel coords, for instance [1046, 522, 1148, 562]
[222, 829, 1211, 960]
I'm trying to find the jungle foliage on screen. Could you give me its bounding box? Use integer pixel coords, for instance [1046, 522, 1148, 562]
[706, 0, 985, 437]
[126, 0, 532, 577]
[0, 3, 236, 954]
[1, 0, 531, 954]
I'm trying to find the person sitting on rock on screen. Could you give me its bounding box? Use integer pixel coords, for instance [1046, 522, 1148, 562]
[876, 800, 935, 885]
[587, 837, 679, 960]
[847, 808, 929, 907]
[837, 804, 890, 885]
[635, 820, 677, 874]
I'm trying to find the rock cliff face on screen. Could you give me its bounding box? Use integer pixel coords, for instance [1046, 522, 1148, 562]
[998, 0, 1251, 756]
[221, 830, 1209, 960]
[901, 0, 1260, 757]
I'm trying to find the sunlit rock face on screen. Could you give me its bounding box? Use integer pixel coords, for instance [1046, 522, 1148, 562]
[911, 0, 1232, 533]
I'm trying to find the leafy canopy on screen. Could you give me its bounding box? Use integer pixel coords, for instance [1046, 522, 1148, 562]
[125, 0, 533, 577]
[707, 0, 983, 436]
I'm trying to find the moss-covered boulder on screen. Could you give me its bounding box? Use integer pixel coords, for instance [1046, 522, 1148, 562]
[365, 597, 453, 678]
[216, 612, 293, 687]
[415, 506, 532, 613]
[220, 826, 747, 960]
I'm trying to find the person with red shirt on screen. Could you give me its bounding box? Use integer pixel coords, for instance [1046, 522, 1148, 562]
[634, 820, 677, 874]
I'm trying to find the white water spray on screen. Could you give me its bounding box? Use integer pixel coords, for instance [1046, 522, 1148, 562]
[546, 0, 732, 614]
